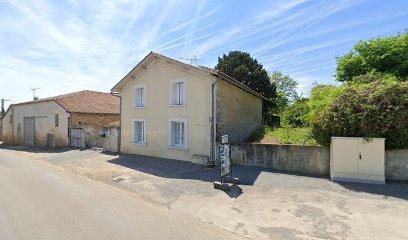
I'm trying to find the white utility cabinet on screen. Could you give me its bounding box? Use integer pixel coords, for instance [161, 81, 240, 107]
[330, 137, 385, 184]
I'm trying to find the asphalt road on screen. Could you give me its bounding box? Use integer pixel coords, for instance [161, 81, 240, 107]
[0, 150, 244, 240]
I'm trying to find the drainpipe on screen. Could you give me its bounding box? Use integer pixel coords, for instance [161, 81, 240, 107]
[111, 91, 121, 153]
[211, 78, 219, 165]
[11, 106, 14, 145]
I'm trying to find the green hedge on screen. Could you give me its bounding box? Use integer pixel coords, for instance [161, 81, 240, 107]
[311, 73, 408, 149]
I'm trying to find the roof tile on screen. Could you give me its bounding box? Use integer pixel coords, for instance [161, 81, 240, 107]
[13, 90, 119, 114]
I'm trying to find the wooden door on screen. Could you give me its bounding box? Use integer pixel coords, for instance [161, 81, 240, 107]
[70, 128, 85, 148]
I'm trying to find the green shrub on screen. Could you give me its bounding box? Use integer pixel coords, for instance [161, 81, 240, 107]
[308, 84, 345, 125]
[281, 97, 310, 126]
[311, 73, 408, 149]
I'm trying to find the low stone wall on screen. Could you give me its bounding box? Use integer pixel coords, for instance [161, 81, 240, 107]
[385, 149, 408, 180]
[230, 143, 330, 176]
[231, 143, 408, 180]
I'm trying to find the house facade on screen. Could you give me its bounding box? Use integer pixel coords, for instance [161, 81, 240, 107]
[111, 52, 264, 163]
[1, 90, 119, 148]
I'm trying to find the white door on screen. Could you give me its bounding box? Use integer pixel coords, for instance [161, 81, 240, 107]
[331, 138, 359, 175]
[358, 139, 385, 176]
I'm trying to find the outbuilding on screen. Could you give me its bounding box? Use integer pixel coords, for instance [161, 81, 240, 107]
[1, 90, 119, 148]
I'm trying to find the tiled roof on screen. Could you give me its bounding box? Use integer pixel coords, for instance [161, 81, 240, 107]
[12, 90, 119, 114]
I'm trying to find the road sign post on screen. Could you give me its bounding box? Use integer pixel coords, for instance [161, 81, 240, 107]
[219, 135, 231, 179]
[213, 135, 240, 191]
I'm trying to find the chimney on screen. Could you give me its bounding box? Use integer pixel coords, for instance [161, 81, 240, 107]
[1, 99, 4, 117]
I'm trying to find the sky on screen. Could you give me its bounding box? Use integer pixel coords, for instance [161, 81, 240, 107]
[1, 0, 407, 109]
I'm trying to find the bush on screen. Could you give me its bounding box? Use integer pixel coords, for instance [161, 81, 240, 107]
[281, 97, 310, 126]
[311, 73, 408, 149]
[308, 84, 345, 125]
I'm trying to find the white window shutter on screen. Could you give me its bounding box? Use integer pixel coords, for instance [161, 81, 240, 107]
[141, 88, 145, 107]
[179, 82, 184, 105]
[172, 83, 177, 105]
[135, 87, 145, 107]
[133, 121, 137, 142]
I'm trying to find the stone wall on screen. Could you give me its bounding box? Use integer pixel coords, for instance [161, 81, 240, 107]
[216, 80, 263, 143]
[231, 143, 408, 180]
[385, 149, 408, 180]
[231, 143, 330, 176]
[69, 113, 119, 148]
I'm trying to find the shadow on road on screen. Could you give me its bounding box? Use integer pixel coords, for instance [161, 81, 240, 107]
[335, 180, 408, 200]
[107, 153, 408, 200]
[0, 144, 72, 154]
[107, 153, 265, 185]
[224, 185, 243, 198]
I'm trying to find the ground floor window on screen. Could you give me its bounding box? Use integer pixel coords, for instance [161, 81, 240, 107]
[168, 118, 188, 149]
[133, 118, 147, 145]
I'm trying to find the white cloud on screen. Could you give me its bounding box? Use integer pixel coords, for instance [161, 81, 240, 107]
[0, 0, 406, 110]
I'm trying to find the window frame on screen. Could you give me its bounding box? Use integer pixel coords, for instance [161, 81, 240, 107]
[170, 79, 186, 106]
[55, 114, 59, 127]
[168, 118, 188, 149]
[132, 118, 147, 145]
[134, 84, 146, 108]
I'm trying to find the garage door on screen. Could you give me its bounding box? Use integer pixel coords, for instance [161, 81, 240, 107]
[24, 117, 35, 146]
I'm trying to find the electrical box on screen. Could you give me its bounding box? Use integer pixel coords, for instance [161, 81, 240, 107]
[330, 137, 385, 184]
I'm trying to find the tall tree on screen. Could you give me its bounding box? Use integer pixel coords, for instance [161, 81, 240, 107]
[336, 30, 408, 82]
[270, 71, 298, 113]
[215, 51, 276, 101]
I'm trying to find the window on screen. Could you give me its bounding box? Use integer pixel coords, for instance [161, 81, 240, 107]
[135, 85, 146, 108]
[171, 80, 185, 105]
[55, 114, 59, 127]
[132, 118, 146, 144]
[9, 115, 12, 123]
[168, 118, 188, 149]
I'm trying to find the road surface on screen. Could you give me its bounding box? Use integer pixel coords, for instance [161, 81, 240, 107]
[0, 150, 244, 240]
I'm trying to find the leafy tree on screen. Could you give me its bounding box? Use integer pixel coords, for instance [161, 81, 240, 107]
[281, 97, 310, 127]
[270, 71, 298, 113]
[215, 51, 277, 102]
[308, 84, 345, 125]
[336, 30, 408, 82]
[311, 72, 408, 149]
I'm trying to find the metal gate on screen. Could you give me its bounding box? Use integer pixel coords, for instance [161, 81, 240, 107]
[70, 128, 85, 148]
[23, 117, 35, 146]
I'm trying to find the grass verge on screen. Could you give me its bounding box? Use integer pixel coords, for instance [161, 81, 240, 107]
[250, 125, 318, 145]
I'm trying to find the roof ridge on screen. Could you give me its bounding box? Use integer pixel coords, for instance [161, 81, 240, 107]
[112, 51, 266, 100]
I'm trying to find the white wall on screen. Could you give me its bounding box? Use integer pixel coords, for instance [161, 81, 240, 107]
[10, 101, 70, 147]
[119, 59, 214, 161]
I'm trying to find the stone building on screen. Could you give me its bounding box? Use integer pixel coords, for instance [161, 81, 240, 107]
[1, 90, 119, 148]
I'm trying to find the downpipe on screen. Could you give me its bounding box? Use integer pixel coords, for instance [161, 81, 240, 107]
[210, 79, 218, 167]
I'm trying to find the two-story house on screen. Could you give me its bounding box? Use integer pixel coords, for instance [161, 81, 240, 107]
[111, 52, 265, 164]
